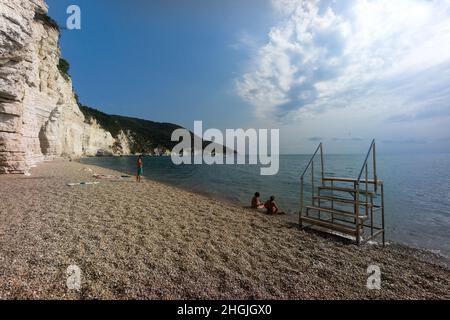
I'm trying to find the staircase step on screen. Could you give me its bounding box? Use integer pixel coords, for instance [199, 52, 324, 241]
[305, 205, 368, 220]
[300, 216, 359, 236]
[318, 186, 376, 196]
[323, 177, 383, 185]
[313, 195, 374, 207]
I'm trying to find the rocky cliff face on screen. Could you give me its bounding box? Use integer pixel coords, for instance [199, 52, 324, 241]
[0, 0, 130, 173]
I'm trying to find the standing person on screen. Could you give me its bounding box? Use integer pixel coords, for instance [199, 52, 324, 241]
[136, 155, 144, 183]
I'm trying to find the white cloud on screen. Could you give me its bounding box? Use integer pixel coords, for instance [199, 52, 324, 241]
[236, 0, 450, 152]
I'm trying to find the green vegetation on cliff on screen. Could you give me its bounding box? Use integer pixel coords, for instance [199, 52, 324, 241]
[57, 58, 71, 80]
[78, 104, 183, 154]
[34, 12, 60, 32]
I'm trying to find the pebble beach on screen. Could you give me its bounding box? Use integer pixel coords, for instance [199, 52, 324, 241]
[0, 159, 449, 300]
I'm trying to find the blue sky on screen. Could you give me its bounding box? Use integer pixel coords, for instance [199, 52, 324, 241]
[46, 0, 450, 154]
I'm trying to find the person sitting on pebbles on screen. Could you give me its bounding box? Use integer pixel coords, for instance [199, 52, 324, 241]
[251, 192, 265, 209]
[265, 196, 280, 215]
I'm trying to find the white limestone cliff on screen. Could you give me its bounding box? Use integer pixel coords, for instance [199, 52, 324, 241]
[0, 0, 130, 173]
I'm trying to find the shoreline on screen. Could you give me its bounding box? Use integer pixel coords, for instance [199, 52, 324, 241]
[0, 159, 449, 299]
[79, 156, 450, 259]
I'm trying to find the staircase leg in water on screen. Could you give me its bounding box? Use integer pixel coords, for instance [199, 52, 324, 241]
[355, 182, 361, 245]
[381, 183, 386, 247]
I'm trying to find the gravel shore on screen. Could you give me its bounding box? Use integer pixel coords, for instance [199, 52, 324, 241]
[0, 159, 449, 300]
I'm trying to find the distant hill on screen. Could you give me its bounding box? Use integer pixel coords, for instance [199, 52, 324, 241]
[79, 105, 184, 154]
[78, 104, 235, 155]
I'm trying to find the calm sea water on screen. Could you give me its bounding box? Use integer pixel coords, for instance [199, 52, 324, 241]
[80, 154, 450, 255]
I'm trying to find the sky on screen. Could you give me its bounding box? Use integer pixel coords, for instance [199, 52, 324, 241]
[46, 0, 450, 154]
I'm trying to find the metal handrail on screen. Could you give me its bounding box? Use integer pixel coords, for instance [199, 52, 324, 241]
[300, 143, 324, 179]
[300, 143, 324, 227]
[357, 139, 378, 192]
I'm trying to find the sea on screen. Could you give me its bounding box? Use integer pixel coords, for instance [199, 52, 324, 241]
[80, 153, 450, 256]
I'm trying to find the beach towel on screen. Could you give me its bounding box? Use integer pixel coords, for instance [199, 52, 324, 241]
[93, 174, 132, 180]
[67, 182, 100, 187]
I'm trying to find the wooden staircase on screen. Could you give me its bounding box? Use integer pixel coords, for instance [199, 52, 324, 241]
[299, 140, 385, 246]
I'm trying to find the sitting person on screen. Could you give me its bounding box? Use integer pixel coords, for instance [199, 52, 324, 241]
[251, 192, 265, 209]
[264, 196, 280, 215]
